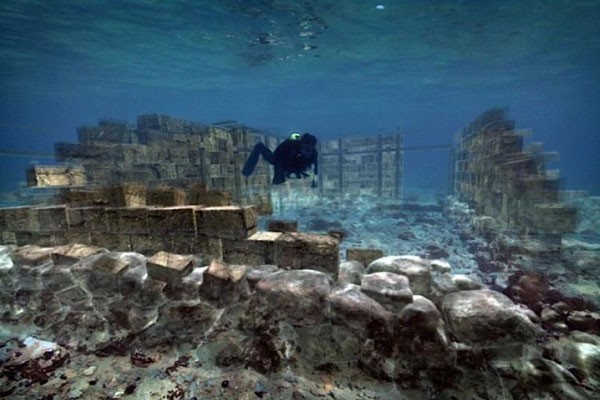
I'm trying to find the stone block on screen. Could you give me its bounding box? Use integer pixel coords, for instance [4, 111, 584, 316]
[147, 251, 194, 283]
[137, 114, 188, 133]
[196, 206, 257, 239]
[528, 203, 577, 234]
[223, 231, 282, 265]
[106, 207, 148, 234]
[146, 206, 197, 234]
[51, 243, 105, 265]
[1, 231, 17, 245]
[192, 190, 232, 206]
[26, 165, 86, 187]
[63, 231, 91, 245]
[86, 253, 130, 276]
[34, 206, 68, 232]
[105, 184, 146, 207]
[61, 188, 111, 207]
[175, 164, 204, 179]
[191, 235, 223, 260]
[267, 220, 298, 233]
[89, 233, 131, 252]
[346, 248, 383, 266]
[69, 254, 131, 302]
[14, 231, 55, 246]
[198, 259, 249, 307]
[54, 142, 105, 162]
[11, 245, 54, 266]
[67, 207, 108, 232]
[0, 206, 37, 231]
[274, 232, 339, 275]
[147, 188, 187, 206]
[77, 120, 134, 144]
[129, 234, 173, 256]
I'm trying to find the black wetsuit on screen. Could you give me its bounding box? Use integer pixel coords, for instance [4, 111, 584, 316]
[242, 133, 318, 185]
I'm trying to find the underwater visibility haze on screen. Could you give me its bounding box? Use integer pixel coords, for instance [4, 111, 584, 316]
[0, 0, 599, 193]
[1, 1, 600, 399]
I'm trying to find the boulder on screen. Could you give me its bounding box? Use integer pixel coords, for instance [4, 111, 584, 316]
[245, 264, 280, 288]
[329, 283, 392, 336]
[41, 264, 76, 292]
[255, 270, 331, 326]
[106, 300, 158, 333]
[566, 311, 600, 334]
[546, 336, 600, 382]
[367, 255, 432, 296]
[451, 274, 484, 291]
[155, 301, 220, 338]
[397, 295, 442, 333]
[442, 290, 539, 345]
[360, 272, 412, 312]
[337, 260, 364, 285]
[430, 259, 452, 274]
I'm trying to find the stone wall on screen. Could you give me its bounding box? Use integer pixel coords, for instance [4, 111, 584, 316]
[26, 114, 404, 207]
[30, 115, 275, 213]
[318, 134, 404, 198]
[452, 108, 577, 240]
[0, 184, 339, 272]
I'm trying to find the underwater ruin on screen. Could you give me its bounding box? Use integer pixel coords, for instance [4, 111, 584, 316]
[0, 108, 599, 399]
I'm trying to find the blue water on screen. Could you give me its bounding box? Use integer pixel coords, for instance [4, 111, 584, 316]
[1, 0, 599, 194]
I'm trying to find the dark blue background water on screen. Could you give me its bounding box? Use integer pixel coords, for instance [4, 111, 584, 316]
[1, 1, 599, 195]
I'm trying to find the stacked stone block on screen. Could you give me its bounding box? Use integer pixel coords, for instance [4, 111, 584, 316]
[39, 114, 274, 213]
[26, 166, 86, 187]
[0, 200, 339, 273]
[26, 113, 405, 211]
[318, 133, 403, 198]
[453, 108, 577, 239]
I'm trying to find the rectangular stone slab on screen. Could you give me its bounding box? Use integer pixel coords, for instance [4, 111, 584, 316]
[89, 233, 131, 252]
[267, 220, 298, 233]
[147, 251, 194, 283]
[130, 234, 173, 256]
[274, 232, 339, 275]
[147, 188, 187, 206]
[67, 207, 108, 233]
[223, 231, 282, 265]
[106, 207, 148, 234]
[34, 206, 69, 232]
[196, 206, 257, 239]
[51, 244, 105, 266]
[346, 248, 384, 267]
[0, 206, 38, 231]
[11, 244, 55, 266]
[146, 206, 197, 234]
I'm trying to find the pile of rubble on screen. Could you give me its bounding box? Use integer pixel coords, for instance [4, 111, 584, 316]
[0, 243, 598, 399]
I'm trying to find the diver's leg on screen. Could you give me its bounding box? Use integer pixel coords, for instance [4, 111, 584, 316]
[242, 142, 274, 176]
[272, 161, 286, 184]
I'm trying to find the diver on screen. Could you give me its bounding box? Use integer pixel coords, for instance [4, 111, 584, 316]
[242, 132, 318, 187]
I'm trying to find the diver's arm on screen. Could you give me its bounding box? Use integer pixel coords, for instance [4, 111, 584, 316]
[313, 153, 319, 175]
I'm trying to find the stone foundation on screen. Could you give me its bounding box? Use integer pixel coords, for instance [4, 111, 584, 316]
[0, 204, 338, 273]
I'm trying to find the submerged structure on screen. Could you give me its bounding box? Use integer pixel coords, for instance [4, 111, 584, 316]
[452, 107, 579, 255]
[1, 109, 599, 399]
